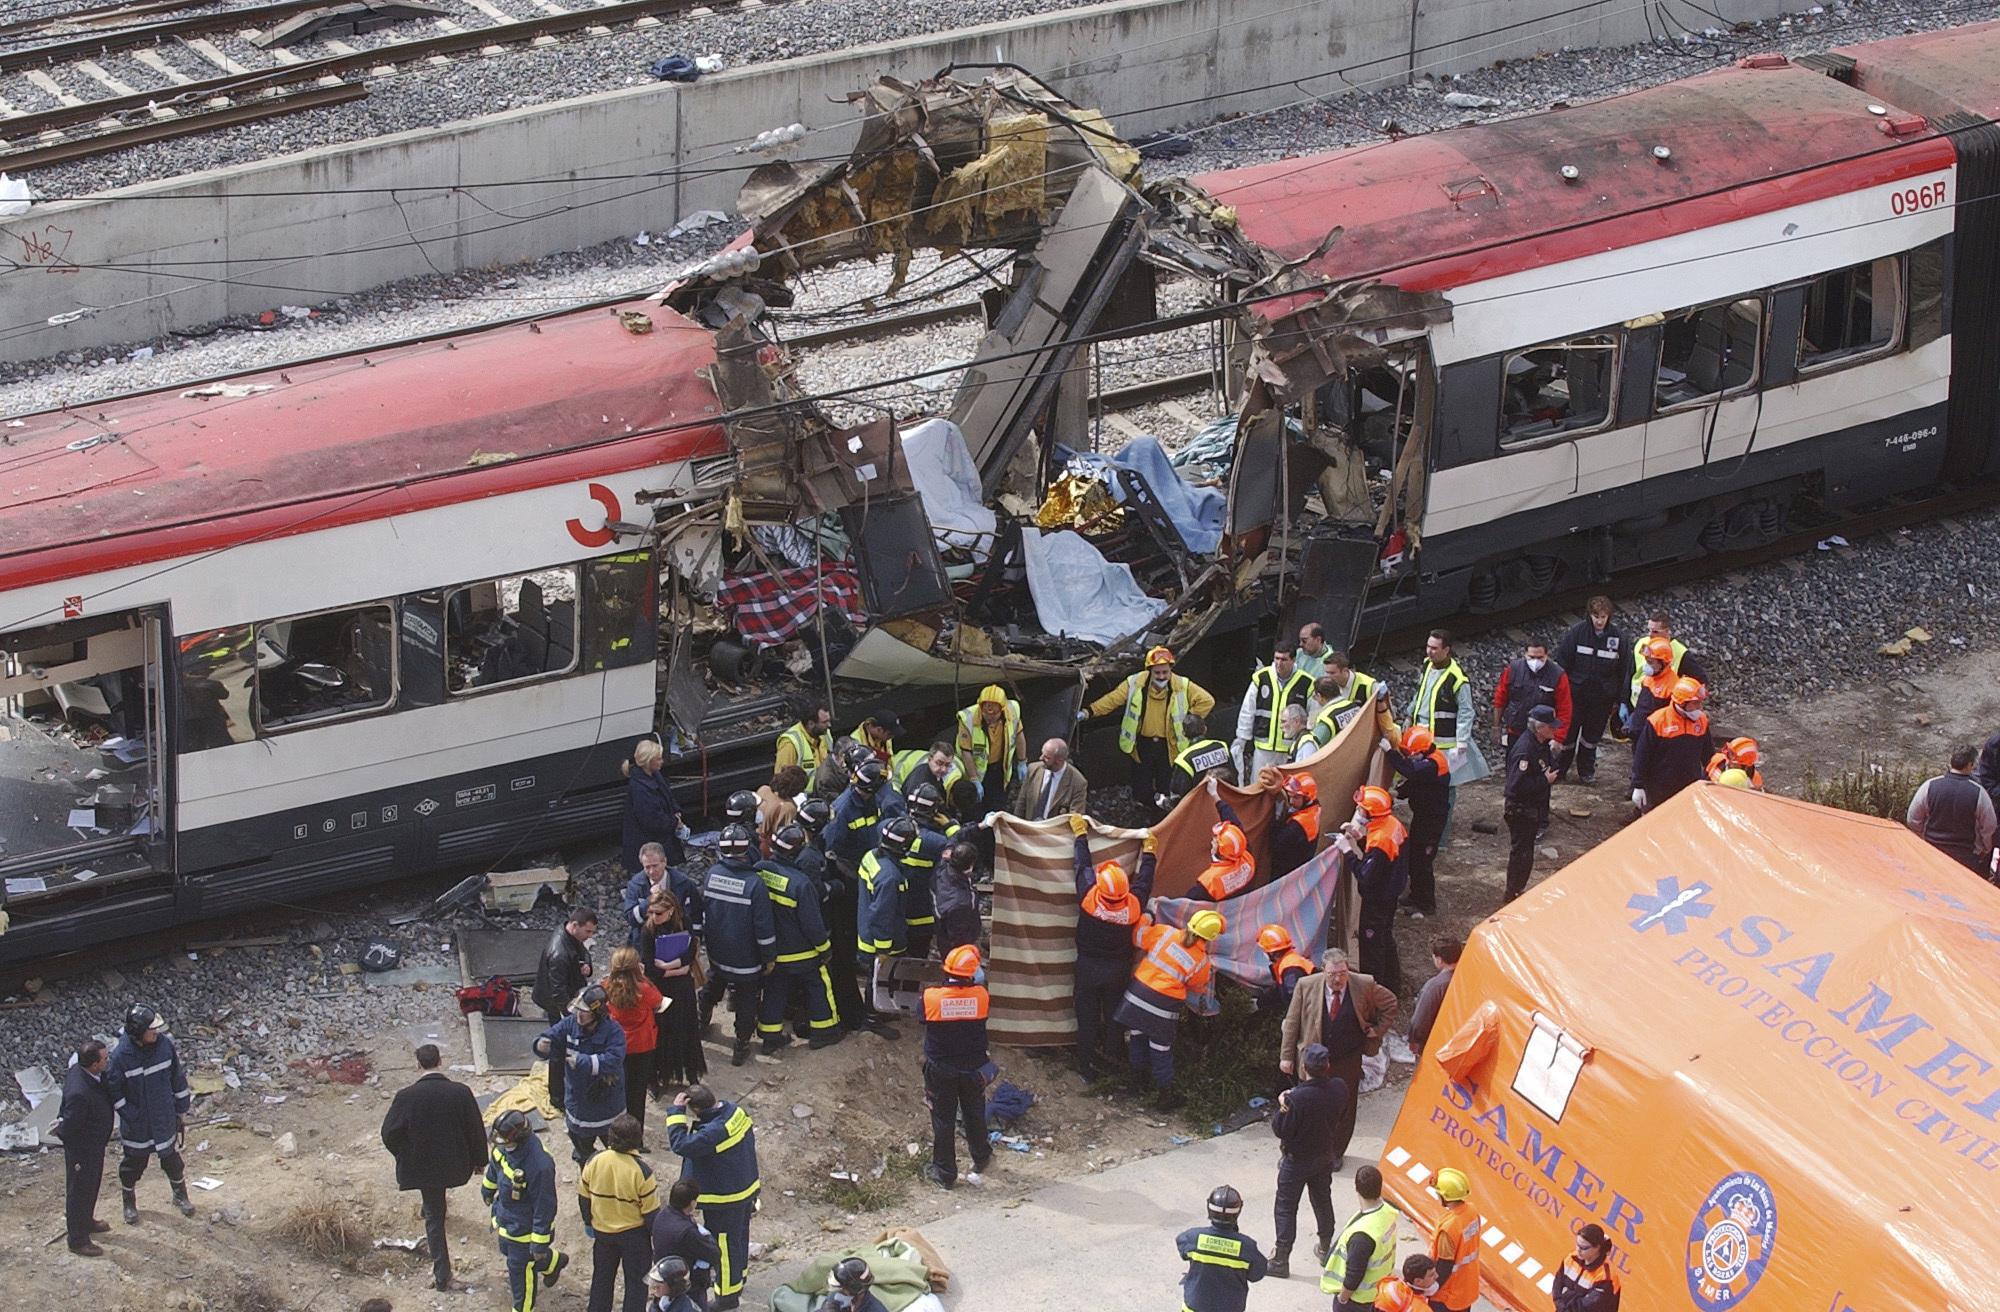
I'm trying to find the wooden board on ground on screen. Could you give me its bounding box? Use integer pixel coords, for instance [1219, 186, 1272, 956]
[468, 1013, 548, 1075]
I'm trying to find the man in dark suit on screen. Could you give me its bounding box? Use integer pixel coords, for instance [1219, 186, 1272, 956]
[380, 1043, 488, 1289]
[1279, 951, 1399, 1170]
[54, 1039, 114, 1256]
[1013, 738, 1089, 821]
[651, 1178, 720, 1308]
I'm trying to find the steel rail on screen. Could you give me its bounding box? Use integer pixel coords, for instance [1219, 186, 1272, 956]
[0, 81, 367, 171]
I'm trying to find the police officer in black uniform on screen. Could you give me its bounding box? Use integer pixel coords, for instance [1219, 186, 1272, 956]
[1503, 705, 1561, 901]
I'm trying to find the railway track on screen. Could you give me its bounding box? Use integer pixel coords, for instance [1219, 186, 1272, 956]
[0, 0, 749, 173]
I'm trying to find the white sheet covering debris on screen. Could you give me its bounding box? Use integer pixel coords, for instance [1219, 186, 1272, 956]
[1021, 528, 1166, 646]
[900, 418, 997, 560]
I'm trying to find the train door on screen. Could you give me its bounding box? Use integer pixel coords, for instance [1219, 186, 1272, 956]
[0, 608, 171, 917]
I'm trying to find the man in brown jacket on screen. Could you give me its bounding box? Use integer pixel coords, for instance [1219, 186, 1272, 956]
[1279, 950, 1398, 1170]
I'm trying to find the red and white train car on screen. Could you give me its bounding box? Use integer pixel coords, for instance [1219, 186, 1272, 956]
[1200, 31, 1998, 622]
[0, 303, 726, 962]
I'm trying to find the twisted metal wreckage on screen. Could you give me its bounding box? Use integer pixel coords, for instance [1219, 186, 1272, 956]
[650, 70, 1447, 729]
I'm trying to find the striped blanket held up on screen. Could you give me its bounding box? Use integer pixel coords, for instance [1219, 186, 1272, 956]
[988, 703, 1378, 1047]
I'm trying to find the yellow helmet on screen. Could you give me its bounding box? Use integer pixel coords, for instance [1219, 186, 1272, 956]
[1145, 645, 1176, 668]
[1434, 1167, 1470, 1203]
[978, 684, 1008, 706]
[1717, 767, 1752, 789]
[1188, 909, 1226, 942]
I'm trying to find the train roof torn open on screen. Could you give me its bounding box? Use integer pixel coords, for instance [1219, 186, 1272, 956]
[654, 68, 1449, 723]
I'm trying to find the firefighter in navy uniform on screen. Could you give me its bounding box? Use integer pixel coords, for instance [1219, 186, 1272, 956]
[1170, 715, 1236, 802]
[824, 1258, 890, 1312]
[1630, 677, 1715, 815]
[1069, 815, 1155, 1078]
[700, 825, 778, 1066]
[857, 817, 921, 1019]
[1382, 724, 1449, 918]
[532, 984, 627, 1164]
[800, 798, 870, 1035]
[664, 1085, 760, 1312]
[1175, 1185, 1269, 1312]
[482, 1110, 569, 1312]
[919, 944, 994, 1190]
[825, 758, 906, 872]
[756, 823, 841, 1052]
[1553, 597, 1625, 782]
[898, 782, 959, 960]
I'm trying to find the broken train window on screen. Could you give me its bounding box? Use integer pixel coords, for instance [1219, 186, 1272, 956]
[1501, 332, 1619, 446]
[1654, 296, 1762, 412]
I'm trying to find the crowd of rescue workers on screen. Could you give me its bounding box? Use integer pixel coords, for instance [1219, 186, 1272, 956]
[47, 596, 2000, 1312]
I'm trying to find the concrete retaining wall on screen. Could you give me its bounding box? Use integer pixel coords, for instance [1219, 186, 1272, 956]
[0, 0, 1793, 366]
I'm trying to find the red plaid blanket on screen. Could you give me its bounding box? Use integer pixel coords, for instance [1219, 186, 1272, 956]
[716, 565, 868, 648]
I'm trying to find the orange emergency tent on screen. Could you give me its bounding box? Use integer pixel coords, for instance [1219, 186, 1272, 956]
[1382, 783, 2000, 1312]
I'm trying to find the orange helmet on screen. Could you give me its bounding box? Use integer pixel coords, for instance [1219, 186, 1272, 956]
[1670, 676, 1705, 708]
[1256, 924, 1294, 954]
[1282, 773, 1319, 806]
[1093, 861, 1130, 901]
[1724, 736, 1760, 766]
[1354, 785, 1394, 818]
[943, 945, 982, 979]
[1211, 822, 1247, 862]
[1400, 725, 1435, 754]
[1642, 637, 1676, 665]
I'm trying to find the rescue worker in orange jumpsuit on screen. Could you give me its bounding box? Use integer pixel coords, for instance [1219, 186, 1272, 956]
[1256, 925, 1315, 1009]
[1195, 777, 1256, 901]
[1266, 772, 1323, 879]
[1552, 1222, 1623, 1311]
[1630, 677, 1715, 814]
[1706, 736, 1765, 789]
[919, 945, 992, 1191]
[1372, 1256, 1439, 1311]
[1428, 1168, 1481, 1312]
[1623, 637, 1680, 730]
[1338, 786, 1407, 994]
[1114, 908, 1224, 1109]
[1069, 815, 1155, 1079]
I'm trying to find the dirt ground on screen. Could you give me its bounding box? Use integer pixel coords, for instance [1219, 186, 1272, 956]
[3, 648, 1995, 1312]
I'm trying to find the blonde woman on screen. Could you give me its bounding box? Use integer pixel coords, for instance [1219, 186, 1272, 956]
[603, 947, 668, 1131]
[621, 737, 685, 872]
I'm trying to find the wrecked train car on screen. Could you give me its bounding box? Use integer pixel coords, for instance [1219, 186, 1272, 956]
[3, 30, 1991, 962]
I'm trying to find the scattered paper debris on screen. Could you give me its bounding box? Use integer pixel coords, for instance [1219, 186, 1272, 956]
[1442, 90, 1499, 108]
[667, 209, 729, 237]
[1905, 626, 1933, 642]
[14, 1066, 56, 1109]
[4, 877, 46, 896]
[191, 1176, 224, 1191]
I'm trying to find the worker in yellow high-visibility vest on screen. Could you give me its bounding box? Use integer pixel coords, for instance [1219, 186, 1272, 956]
[1081, 646, 1216, 816]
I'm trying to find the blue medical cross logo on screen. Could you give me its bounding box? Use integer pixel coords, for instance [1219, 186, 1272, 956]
[1627, 877, 1715, 935]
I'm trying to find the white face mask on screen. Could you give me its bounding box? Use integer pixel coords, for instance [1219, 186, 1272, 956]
[1645, 659, 1665, 676]
[1149, 672, 1170, 687]
[1526, 657, 1546, 673]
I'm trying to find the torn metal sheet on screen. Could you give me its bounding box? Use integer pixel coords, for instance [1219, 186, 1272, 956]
[949, 167, 1149, 495]
[839, 495, 953, 620]
[1246, 280, 1451, 401]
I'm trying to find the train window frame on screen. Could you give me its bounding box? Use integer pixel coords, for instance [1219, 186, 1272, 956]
[1653, 295, 1765, 415]
[1498, 330, 1623, 451]
[1795, 254, 1906, 376]
[250, 601, 400, 735]
[442, 565, 583, 699]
